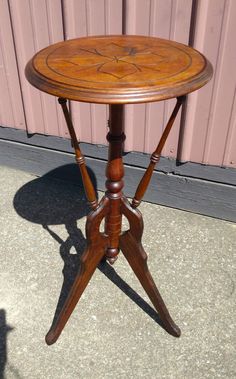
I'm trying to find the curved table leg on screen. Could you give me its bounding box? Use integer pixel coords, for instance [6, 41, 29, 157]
[46, 197, 109, 345]
[46, 241, 106, 345]
[120, 197, 180, 337]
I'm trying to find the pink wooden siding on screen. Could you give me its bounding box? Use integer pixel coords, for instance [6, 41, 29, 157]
[0, 0, 235, 168]
[180, 0, 236, 168]
[0, 0, 25, 130]
[8, 0, 67, 137]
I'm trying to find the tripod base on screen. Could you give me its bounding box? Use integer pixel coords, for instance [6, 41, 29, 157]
[45, 195, 180, 345]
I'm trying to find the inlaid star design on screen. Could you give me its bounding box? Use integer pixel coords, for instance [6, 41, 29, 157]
[63, 43, 168, 80]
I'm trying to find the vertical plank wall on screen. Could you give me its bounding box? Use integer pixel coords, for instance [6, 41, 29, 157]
[8, 0, 67, 137]
[180, 0, 236, 168]
[0, 0, 25, 130]
[0, 0, 235, 168]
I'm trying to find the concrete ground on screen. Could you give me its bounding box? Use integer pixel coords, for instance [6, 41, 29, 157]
[0, 164, 235, 379]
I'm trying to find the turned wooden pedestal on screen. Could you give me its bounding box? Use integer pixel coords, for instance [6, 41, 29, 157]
[25, 35, 213, 345]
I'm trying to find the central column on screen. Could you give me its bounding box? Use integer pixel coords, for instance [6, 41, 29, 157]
[105, 104, 125, 264]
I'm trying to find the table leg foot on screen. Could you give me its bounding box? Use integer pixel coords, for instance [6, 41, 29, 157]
[120, 230, 180, 337]
[45, 329, 59, 346]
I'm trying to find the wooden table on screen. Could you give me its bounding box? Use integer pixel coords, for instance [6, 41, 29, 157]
[25, 35, 212, 345]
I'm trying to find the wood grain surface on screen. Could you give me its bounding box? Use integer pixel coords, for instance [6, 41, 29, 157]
[25, 35, 212, 104]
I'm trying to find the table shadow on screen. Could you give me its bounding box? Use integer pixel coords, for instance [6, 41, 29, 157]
[13, 163, 163, 330]
[0, 310, 14, 379]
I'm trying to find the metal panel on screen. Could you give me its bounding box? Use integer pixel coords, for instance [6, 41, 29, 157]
[180, 0, 236, 168]
[0, 0, 25, 130]
[123, 0, 193, 156]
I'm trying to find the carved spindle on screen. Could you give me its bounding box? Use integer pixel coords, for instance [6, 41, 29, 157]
[132, 96, 185, 208]
[58, 98, 98, 210]
[104, 104, 125, 264]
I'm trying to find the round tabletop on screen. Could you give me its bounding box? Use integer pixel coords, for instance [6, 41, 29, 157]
[25, 35, 213, 104]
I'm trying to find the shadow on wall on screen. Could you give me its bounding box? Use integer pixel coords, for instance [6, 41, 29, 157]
[13, 163, 163, 332]
[0, 309, 14, 379]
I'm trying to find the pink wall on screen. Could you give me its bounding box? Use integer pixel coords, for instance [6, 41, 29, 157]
[0, 0, 25, 130]
[0, 0, 235, 168]
[180, 0, 236, 168]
